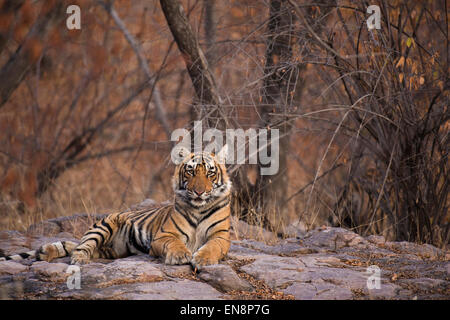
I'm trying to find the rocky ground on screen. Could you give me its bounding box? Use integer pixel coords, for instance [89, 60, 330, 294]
[0, 206, 448, 300]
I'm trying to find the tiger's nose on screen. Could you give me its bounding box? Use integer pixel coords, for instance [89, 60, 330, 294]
[194, 189, 204, 196]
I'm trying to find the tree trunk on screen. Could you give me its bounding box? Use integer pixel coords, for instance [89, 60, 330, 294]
[203, 0, 216, 69]
[254, 0, 296, 232]
[252, 0, 336, 233]
[159, 0, 227, 130]
[0, 0, 26, 55]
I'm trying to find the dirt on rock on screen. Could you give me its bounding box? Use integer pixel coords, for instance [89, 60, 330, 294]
[0, 212, 448, 300]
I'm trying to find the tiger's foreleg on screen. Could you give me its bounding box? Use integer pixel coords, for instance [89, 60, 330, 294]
[70, 214, 119, 265]
[191, 219, 230, 268]
[150, 234, 192, 265]
[34, 241, 78, 262]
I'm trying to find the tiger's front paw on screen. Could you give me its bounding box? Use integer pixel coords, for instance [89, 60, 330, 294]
[191, 250, 219, 269]
[70, 250, 91, 265]
[165, 247, 192, 265]
[36, 245, 56, 262]
[36, 243, 61, 262]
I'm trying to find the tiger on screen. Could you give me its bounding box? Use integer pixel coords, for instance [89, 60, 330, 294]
[0, 147, 232, 269]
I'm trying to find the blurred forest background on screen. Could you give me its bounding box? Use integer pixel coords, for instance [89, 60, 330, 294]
[0, 0, 448, 247]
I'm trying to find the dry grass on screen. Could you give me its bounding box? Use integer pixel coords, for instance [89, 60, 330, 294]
[0, 1, 447, 249]
[225, 258, 295, 300]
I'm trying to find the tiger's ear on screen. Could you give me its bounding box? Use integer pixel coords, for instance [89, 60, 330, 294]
[171, 145, 191, 164]
[177, 146, 191, 160]
[214, 144, 228, 164]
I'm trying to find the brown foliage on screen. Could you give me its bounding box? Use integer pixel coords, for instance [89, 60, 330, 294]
[0, 1, 447, 247]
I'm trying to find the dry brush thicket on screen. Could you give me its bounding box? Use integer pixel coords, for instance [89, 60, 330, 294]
[0, 0, 448, 247]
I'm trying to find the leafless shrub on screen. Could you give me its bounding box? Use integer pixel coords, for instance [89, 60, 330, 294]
[286, 0, 448, 246]
[0, 0, 447, 248]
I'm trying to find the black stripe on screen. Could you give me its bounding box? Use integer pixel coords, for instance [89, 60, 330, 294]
[131, 211, 152, 223]
[179, 165, 184, 189]
[129, 226, 148, 253]
[74, 247, 90, 255]
[138, 219, 153, 249]
[160, 209, 171, 228]
[170, 216, 190, 243]
[200, 197, 227, 215]
[140, 230, 149, 250]
[136, 212, 155, 231]
[84, 231, 105, 244]
[19, 252, 31, 259]
[93, 223, 107, 233]
[205, 216, 229, 236]
[199, 199, 229, 223]
[125, 242, 133, 255]
[153, 235, 176, 242]
[160, 224, 181, 239]
[99, 220, 113, 235]
[207, 229, 229, 240]
[61, 241, 70, 256]
[5, 256, 11, 260]
[85, 236, 99, 247]
[175, 204, 197, 228]
[94, 223, 109, 233]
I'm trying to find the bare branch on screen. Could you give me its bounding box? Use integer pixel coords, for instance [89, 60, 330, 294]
[100, 1, 171, 139]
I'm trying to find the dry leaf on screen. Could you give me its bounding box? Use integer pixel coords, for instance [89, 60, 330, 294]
[406, 37, 412, 48]
[396, 56, 405, 69]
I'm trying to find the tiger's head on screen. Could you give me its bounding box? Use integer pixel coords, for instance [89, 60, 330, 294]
[173, 146, 231, 208]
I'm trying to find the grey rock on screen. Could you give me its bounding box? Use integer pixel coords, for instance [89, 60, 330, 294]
[366, 235, 386, 245]
[398, 278, 448, 291]
[81, 256, 164, 286]
[27, 221, 61, 237]
[53, 279, 223, 300]
[0, 215, 448, 300]
[0, 261, 28, 275]
[0, 230, 31, 256]
[30, 261, 70, 282]
[129, 198, 158, 211]
[230, 216, 278, 243]
[235, 238, 320, 257]
[240, 255, 305, 288]
[301, 227, 367, 249]
[197, 264, 253, 292]
[226, 241, 263, 260]
[119, 280, 223, 300]
[281, 221, 307, 238]
[160, 264, 194, 278]
[364, 282, 407, 300]
[0, 274, 62, 299]
[283, 281, 354, 300]
[80, 263, 108, 284]
[385, 241, 446, 259]
[0, 279, 26, 299]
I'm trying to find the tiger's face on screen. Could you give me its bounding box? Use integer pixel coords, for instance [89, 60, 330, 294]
[173, 150, 231, 208]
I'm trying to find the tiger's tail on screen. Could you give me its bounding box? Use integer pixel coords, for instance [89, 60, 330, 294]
[0, 249, 36, 261]
[0, 241, 79, 262]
